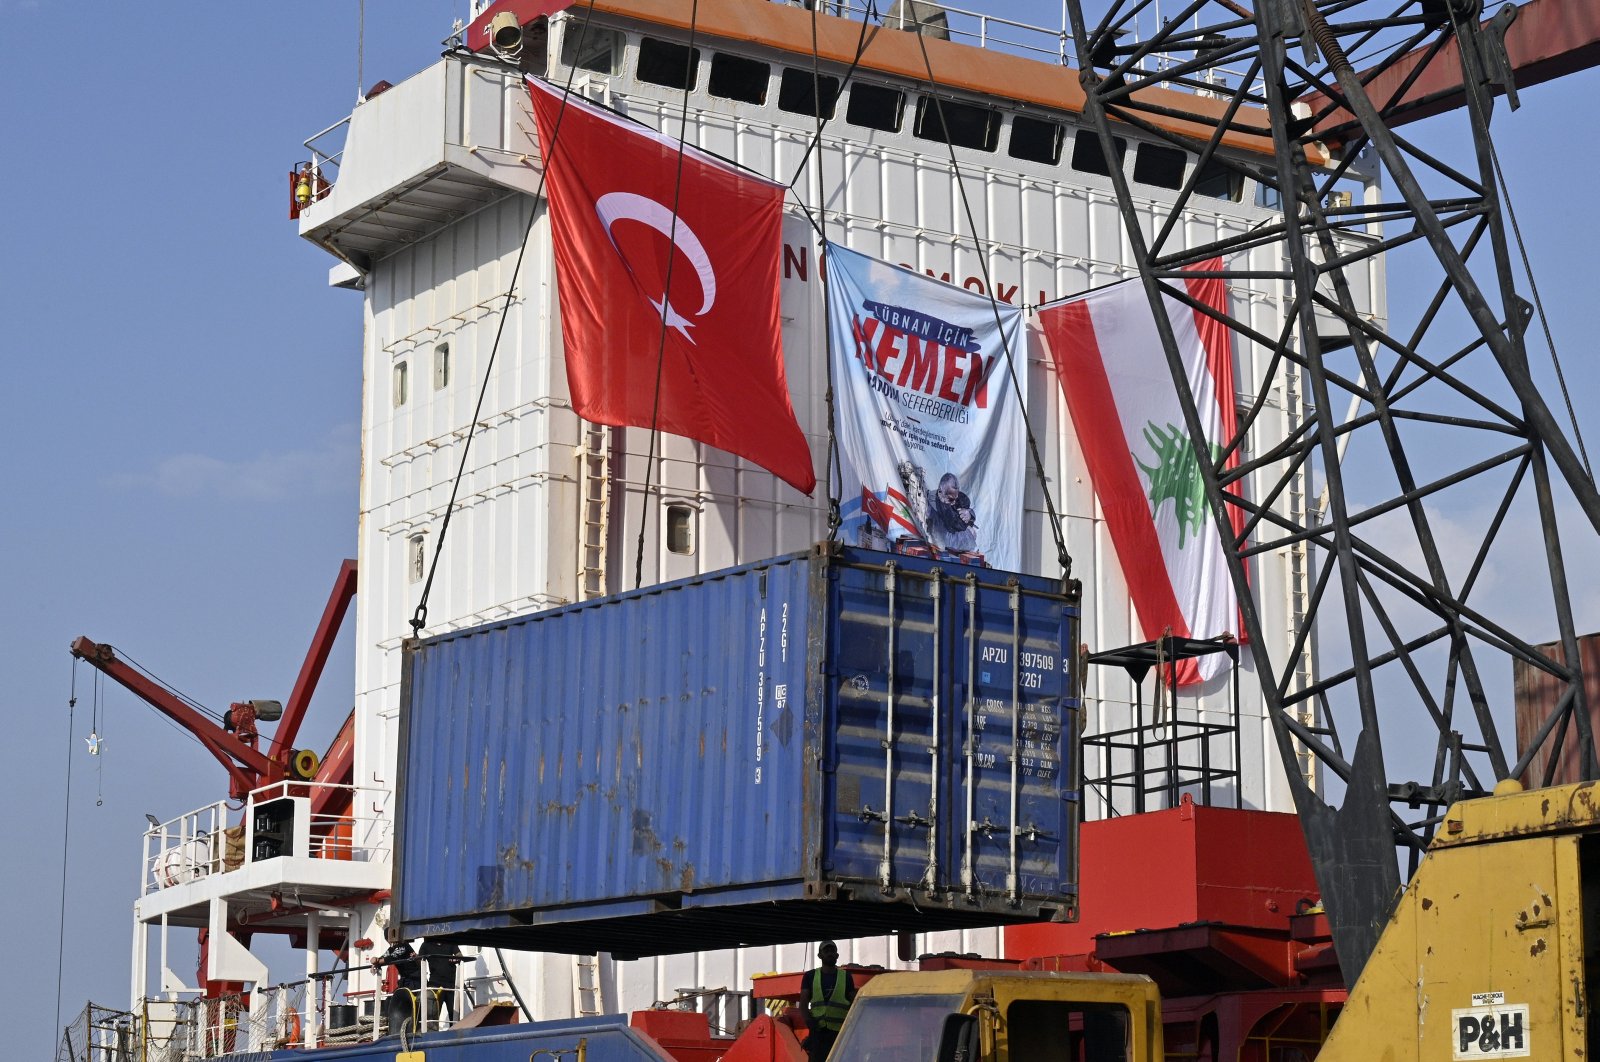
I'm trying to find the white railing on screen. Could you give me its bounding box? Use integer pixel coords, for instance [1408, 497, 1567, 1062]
[137, 962, 505, 1058]
[142, 782, 391, 896]
[302, 115, 349, 187]
[781, 1, 1266, 98]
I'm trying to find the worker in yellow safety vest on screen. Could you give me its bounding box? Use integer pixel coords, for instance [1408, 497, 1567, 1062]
[798, 940, 856, 1062]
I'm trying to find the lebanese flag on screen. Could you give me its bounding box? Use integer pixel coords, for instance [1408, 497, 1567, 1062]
[1037, 262, 1242, 685]
[525, 77, 816, 494]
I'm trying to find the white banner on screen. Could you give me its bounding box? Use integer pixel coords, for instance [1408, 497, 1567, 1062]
[826, 243, 1027, 571]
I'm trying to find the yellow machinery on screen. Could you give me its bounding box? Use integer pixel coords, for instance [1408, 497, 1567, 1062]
[1316, 779, 1597, 1060]
[830, 968, 1166, 1062]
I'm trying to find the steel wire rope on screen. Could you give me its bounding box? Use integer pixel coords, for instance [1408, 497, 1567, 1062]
[409, 0, 602, 637]
[1433, 0, 1594, 481]
[807, 2, 876, 540]
[111, 646, 226, 723]
[1484, 129, 1594, 482]
[54, 659, 79, 1050]
[632, 0, 704, 590]
[785, 2, 880, 194]
[93, 670, 105, 806]
[909, 29, 1075, 580]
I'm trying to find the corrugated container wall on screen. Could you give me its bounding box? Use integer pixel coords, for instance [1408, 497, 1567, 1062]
[323, 9, 1385, 1022]
[395, 545, 1081, 956]
[1514, 632, 1600, 788]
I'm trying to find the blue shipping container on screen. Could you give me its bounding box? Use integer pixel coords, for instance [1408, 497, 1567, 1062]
[395, 544, 1080, 957]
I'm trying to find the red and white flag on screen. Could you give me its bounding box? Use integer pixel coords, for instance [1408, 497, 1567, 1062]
[1037, 263, 1241, 684]
[525, 77, 815, 494]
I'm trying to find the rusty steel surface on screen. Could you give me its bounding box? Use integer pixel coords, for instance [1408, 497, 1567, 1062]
[392, 544, 1080, 956]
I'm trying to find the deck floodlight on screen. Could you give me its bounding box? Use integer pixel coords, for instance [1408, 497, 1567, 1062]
[489, 12, 524, 59]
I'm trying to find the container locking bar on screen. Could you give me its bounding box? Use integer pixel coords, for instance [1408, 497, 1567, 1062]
[962, 574, 978, 897]
[880, 563, 898, 893]
[1008, 583, 1022, 904]
[924, 568, 942, 893]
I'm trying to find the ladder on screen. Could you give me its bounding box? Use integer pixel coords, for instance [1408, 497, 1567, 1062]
[577, 422, 612, 600]
[1281, 361, 1318, 793]
[573, 955, 603, 1017]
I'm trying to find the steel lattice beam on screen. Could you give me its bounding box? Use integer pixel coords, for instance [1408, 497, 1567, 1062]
[1064, 0, 1600, 984]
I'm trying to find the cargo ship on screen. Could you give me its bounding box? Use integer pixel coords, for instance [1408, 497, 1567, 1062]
[57, 0, 1381, 1057]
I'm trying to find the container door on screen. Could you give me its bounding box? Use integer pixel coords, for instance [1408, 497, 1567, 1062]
[952, 576, 1078, 910]
[824, 558, 951, 892]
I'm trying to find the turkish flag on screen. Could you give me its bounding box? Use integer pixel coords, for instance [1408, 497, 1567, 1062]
[526, 77, 816, 494]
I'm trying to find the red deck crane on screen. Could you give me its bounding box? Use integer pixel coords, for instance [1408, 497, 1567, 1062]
[68, 559, 358, 802]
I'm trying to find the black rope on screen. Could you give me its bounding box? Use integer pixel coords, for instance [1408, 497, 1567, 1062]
[409, 0, 601, 637]
[54, 659, 78, 1045]
[786, 2, 880, 194]
[632, 0, 704, 591]
[113, 646, 222, 723]
[1438, 0, 1589, 481]
[810, 3, 848, 540]
[910, 30, 1074, 580]
[1487, 136, 1593, 481]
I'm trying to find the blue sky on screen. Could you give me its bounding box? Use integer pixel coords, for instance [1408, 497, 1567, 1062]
[5, 2, 1600, 1059]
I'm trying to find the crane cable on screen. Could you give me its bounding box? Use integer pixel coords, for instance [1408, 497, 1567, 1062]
[803, 2, 882, 540]
[1485, 141, 1593, 480]
[632, 0, 705, 590]
[54, 658, 79, 1050]
[409, 0, 602, 637]
[909, 27, 1074, 580]
[1442, 1, 1593, 482]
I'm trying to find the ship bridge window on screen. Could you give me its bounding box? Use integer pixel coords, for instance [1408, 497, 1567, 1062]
[561, 24, 622, 76]
[709, 53, 770, 104]
[637, 38, 700, 90]
[1070, 129, 1127, 176]
[778, 68, 840, 119]
[846, 82, 904, 132]
[1256, 173, 1283, 210]
[1194, 155, 1245, 201]
[1133, 142, 1187, 190]
[913, 96, 1000, 152]
[1009, 114, 1064, 165]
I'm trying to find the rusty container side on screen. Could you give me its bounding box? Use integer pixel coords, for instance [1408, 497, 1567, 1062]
[1514, 632, 1600, 789]
[393, 543, 1080, 958]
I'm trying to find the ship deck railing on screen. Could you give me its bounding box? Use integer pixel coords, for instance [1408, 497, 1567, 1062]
[141, 782, 391, 898]
[135, 970, 517, 1059]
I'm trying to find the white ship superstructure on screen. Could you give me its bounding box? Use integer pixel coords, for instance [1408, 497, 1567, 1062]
[124, 0, 1383, 1047]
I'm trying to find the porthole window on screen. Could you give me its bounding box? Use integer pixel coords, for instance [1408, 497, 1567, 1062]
[408, 534, 427, 584]
[666, 504, 695, 555]
[637, 38, 700, 90]
[433, 342, 450, 390]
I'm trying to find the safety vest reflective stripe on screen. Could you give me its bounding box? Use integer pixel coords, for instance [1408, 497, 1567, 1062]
[809, 969, 850, 1031]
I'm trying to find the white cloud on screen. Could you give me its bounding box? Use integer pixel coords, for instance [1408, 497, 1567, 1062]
[110, 424, 357, 502]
